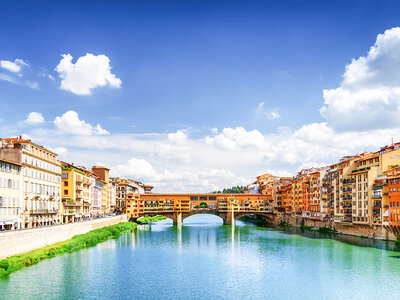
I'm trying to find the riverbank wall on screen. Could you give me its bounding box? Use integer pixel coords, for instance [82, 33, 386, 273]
[0, 215, 127, 259]
[274, 214, 398, 241]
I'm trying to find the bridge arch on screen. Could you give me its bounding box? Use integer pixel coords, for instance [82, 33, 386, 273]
[182, 212, 224, 225]
[233, 212, 274, 224]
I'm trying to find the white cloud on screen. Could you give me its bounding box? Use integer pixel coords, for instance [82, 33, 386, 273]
[45, 146, 68, 157]
[26, 81, 39, 90]
[20, 112, 45, 125]
[0, 73, 17, 84]
[0, 73, 39, 90]
[205, 126, 266, 150]
[55, 53, 121, 95]
[256, 102, 281, 120]
[111, 157, 248, 192]
[7, 115, 400, 193]
[3, 28, 400, 192]
[167, 130, 187, 144]
[112, 158, 157, 180]
[321, 27, 400, 131]
[53, 111, 110, 136]
[0, 59, 28, 74]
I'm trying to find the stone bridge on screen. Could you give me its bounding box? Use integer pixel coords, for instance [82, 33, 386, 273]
[126, 193, 275, 225]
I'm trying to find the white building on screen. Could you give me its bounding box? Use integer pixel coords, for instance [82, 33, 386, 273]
[90, 175, 104, 216]
[0, 137, 62, 228]
[0, 158, 23, 230]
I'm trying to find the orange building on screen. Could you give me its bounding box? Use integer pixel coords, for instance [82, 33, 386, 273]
[292, 175, 303, 215]
[278, 183, 293, 213]
[385, 167, 400, 227]
[309, 171, 322, 219]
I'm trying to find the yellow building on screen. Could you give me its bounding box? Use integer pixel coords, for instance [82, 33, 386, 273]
[61, 162, 91, 223]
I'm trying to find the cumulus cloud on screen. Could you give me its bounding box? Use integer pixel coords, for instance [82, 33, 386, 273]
[205, 127, 266, 150]
[55, 53, 121, 95]
[256, 102, 281, 120]
[20, 112, 45, 125]
[321, 27, 400, 131]
[153, 130, 191, 162]
[4, 28, 400, 192]
[111, 157, 249, 192]
[53, 111, 109, 135]
[0, 59, 28, 74]
[45, 146, 68, 157]
[167, 130, 187, 144]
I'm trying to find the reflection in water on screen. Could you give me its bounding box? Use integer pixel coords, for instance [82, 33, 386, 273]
[177, 224, 182, 250]
[266, 224, 400, 252]
[1, 215, 400, 300]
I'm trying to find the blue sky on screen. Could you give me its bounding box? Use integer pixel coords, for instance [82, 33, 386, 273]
[2, 0, 400, 192]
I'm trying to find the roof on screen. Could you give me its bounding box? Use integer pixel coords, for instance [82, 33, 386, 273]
[1, 137, 59, 156]
[60, 161, 90, 173]
[92, 165, 110, 170]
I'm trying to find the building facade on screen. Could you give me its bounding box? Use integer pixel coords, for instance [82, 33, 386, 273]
[61, 162, 92, 223]
[92, 166, 110, 213]
[90, 174, 104, 216]
[0, 157, 23, 230]
[1, 138, 62, 229]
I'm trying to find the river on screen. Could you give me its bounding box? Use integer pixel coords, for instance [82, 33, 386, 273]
[1, 214, 400, 299]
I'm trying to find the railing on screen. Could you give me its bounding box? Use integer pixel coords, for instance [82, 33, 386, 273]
[343, 179, 355, 184]
[30, 209, 59, 214]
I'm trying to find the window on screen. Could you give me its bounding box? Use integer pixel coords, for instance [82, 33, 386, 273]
[64, 181, 68, 187]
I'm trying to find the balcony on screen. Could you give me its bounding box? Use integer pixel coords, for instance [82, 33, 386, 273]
[62, 200, 82, 207]
[343, 178, 355, 184]
[373, 202, 382, 209]
[351, 166, 371, 174]
[30, 209, 58, 214]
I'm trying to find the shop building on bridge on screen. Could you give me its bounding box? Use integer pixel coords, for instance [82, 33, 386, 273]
[126, 193, 272, 225]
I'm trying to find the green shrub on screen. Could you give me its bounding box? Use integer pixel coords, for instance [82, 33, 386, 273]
[299, 225, 312, 231]
[318, 227, 336, 234]
[0, 260, 9, 271]
[0, 222, 137, 279]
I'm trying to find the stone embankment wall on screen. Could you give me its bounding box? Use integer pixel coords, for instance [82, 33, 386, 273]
[276, 214, 397, 241]
[0, 214, 127, 259]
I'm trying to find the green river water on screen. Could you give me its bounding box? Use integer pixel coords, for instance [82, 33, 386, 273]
[0, 215, 400, 299]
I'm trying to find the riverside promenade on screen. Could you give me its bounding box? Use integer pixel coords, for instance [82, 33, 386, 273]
[0, 214, 127, 259]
